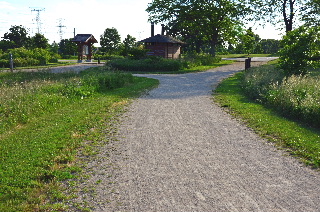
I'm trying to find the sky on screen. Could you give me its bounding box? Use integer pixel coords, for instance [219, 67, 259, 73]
[0, 0, 284, 46]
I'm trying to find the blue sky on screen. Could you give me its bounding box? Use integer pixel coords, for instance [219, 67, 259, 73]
[0, 0, 283, 45]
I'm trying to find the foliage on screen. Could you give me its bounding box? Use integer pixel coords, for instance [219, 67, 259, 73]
[279, 25, 320, 76]
[100, 28, 121, 55]
[146, 0, 252, 56]
[58, 38, 77, 56]
[250, 0, 307, 33]
[234, 27, 260, 55]
[242, 63, 320, 128]
[302, 0, 320, 26]
[0, 47, 59, 68]
[121, 34, 137, 57]
[30, 33, 49, 49]
[0, 67, 158, 211]
[2, 25, 30, 48]
[108, 56, 184, 72]
[0, 40, 15, 52]
[259, 39, 281, 54]
[107, 53, 222, 72]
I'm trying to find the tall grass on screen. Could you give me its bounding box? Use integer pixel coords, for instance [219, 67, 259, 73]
[0, 67, 157, 211]
[242, 64, 320, 128]
[0, 69, 133, 133]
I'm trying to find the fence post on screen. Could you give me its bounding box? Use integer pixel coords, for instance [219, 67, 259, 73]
[245, 57, 251, 70]
[98, 57, 100, 64]
[10, 53, 14, 72]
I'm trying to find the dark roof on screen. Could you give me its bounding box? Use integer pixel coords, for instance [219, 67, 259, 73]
[72, 34, 98, 43]
[139, 34, 184, 44]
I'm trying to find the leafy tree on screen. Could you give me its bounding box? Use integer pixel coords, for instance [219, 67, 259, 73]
[279, 26, 320, 76]
[49, 41, 59, 54]
[100, 28, 121, 55]
[302, 0, 320, 26]
[59, 38, 77, 56]
[251, 0, 307, 33]
[0, 40, 15, 51]
[259, 39, 280, 54]
[146, 0, 252, 56]
[240, 28, 260, 55]
[2, 25, 30, 48]
[122, 34, 137, 56]
[30, 33, 49, 49]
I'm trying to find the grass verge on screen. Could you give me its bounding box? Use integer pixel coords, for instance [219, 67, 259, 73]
[0, 67, 159, 211]
[217, 54, 277, 58]
[214, 71, 320, 168]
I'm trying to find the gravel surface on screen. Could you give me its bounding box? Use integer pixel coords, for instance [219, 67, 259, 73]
[68, 61, 320, 212]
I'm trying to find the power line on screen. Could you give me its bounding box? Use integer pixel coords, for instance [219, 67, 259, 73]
[30, 7, 45, 34]
[56, 18, 66, 41]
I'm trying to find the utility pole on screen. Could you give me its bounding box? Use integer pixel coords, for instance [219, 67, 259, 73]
[30, 7, 45, 34]
[56, 18, 66, 41]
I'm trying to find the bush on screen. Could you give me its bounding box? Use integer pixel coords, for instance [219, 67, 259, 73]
[0, 47, 60, 67]
[108, 57, 184, 72]
[279, 26, 320, 76]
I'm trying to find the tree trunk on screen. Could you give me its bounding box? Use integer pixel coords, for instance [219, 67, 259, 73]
[209, 34, 218, 57]
[283, 0, 295, 33]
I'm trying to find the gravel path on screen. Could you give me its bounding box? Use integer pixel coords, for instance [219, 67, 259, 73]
[69, 61, 320, 211]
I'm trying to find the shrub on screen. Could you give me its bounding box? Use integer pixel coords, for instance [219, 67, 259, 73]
[279, 26, 320, 76]
[0, 47, 60, 67]
[108, 57, 184, 72]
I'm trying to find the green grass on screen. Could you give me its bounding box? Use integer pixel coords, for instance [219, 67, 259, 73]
[180, 60, 233, 73]
[217, 53, 277, 58]
[0, 67, 159, 211]
[214, 71, 320, 168]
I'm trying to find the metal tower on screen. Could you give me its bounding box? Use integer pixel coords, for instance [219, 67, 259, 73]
[57, 19, 66, 41]
[30, 7, 45, 34]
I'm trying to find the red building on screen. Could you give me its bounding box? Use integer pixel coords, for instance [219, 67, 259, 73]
[140, 34, 184, 59]
[139, 23, 184, 59]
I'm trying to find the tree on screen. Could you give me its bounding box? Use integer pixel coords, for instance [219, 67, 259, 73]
[240, 28, 260, 55]
[58, 38, 77, 56]
[251, 0, 307, 33]
[146, 0, 252, 56]
[30, 33, 49, 49]
[49, 41, 59, 54]
[0, 40, 15, 51]
[259, 39, 280, 54]
[302, 0, 320, 26]
[2, 25, 30, 48]
[279, 26, 320, 76]
[121, 34, 137, 56]
[100, 28, 121, 55]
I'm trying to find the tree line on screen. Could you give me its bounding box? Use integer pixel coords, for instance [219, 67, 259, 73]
[146, 0, 320, 56]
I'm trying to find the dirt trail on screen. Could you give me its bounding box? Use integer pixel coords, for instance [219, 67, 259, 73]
[69, 61, 320, 212]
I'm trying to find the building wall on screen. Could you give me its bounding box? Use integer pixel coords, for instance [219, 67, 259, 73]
[146, 43, 181, 59]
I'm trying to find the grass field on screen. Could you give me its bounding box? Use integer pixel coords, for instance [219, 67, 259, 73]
[0, 67, 159, 211]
